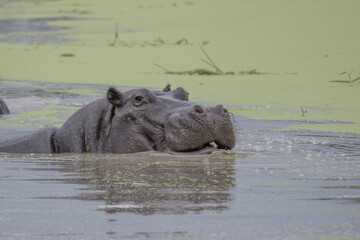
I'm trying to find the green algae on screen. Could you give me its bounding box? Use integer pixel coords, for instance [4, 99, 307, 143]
[0, 0, 360, 133]
[0, 105, 79, 130]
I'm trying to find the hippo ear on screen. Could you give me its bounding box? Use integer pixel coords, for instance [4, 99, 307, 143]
[162, 84, 171, 92]
[173, 87, 189, 101]
[107, 87, 123, 107]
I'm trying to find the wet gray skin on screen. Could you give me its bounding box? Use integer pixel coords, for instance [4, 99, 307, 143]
[0, 85, 235, 154]
[0, 97, 9, 115]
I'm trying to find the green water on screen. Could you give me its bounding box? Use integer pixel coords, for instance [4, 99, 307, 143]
[0, 0, 359, 133]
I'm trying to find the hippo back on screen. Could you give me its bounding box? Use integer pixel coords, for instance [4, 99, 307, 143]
[53, 98, 111, 153]
[0, 127, 58, 153]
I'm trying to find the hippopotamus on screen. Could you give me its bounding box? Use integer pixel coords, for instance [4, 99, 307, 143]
[0, 97, 9, 115]
[0, 85, 235, 154]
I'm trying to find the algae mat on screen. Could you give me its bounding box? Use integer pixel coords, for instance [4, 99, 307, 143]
[0, 0, 359, 133]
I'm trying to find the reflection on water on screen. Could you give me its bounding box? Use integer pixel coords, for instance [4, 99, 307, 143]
[66, 152, 236, 215]
[1, 151, 236, 215]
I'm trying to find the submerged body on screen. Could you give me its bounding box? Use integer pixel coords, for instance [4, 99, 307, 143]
[0, 97, 9, 115]
[0, 85, 235, 154]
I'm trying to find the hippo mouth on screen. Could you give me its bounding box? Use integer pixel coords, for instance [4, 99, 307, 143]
[156, 136, 233, 154]
[147, 121, 234, 154]
[157, 125, 235, 154]
[179, 141, 231, 153]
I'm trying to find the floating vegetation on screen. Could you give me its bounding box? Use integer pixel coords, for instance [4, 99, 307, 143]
[58, 8, 91, 15]
[107, 23, 119, 47]
[109, 37, 209, 48]
[138, 1, 194, 9]
[155, 47, 263, 76]
[300, 107, 308, 117]
[154, 65, 223, 76]
[59, 53, 75, 63]
[331, 70, 360, 84]
[60, 53, 75, 57]
[107, 23, 208, 47]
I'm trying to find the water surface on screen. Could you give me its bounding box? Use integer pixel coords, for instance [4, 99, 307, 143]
[0, 0, 359, 133]
[1, 81, 360, 239]
[1, 0, 360, 239]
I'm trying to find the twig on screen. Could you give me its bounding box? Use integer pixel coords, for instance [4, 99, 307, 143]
[200, 46, 223, 74]
[108, 22, 119, 47]
[154, 64, 170, 73]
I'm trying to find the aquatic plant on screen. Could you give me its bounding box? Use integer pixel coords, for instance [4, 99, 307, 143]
[111, 37, 208, 48]
[107, 23, 208, 48]
[107, 23, 119, 47]
[199, 46, 223, 74]
[155, 47, 262, 76]
[154, 64, 222, 75]
[60, 53, 74, 57]
[331, 70, 360, 84]
[301, 107, 308, 117]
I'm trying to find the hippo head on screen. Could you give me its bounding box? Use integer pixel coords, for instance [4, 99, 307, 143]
[103, 85, 236, 154]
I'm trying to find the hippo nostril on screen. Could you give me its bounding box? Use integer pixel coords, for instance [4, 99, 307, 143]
[215, 104, 228, 114]
[193, 105, 204, 114]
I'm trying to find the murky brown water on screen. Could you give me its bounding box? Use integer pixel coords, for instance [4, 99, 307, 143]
[1, 81, 360, 239]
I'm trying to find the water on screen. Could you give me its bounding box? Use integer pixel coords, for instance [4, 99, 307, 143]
[1, 81, 360, 239]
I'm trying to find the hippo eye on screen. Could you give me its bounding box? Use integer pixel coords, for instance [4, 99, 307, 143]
[134, 95, 146, 106]
[135, 96, 143, 102]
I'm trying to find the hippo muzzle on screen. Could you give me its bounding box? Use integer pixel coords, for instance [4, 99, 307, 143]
[165, 104, 235, 152]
